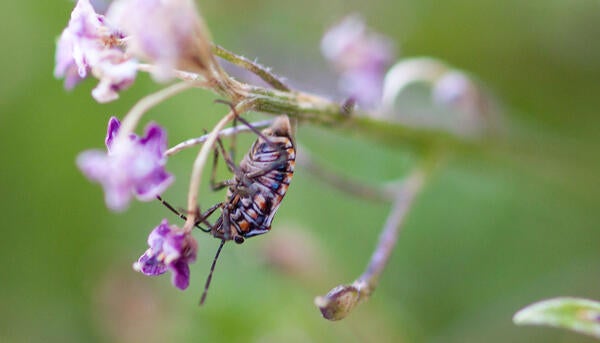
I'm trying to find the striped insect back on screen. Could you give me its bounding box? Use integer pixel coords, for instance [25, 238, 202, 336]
[158, 114, 297, 305]
[211, 115, 295, 244]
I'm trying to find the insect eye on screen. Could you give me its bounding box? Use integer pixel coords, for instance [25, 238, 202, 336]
[234, 236, 245, 244]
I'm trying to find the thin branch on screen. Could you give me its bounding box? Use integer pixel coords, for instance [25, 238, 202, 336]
[315, 168, 426, 320]
[358, 169, 425, 290]
[165, 119, 274, 157]
[137, 54, 486, 156]
[137, 63, 209, 83]
[213, 45, 290, 91]
[296, 146, 395, 203]
[114, 82, 196, 146]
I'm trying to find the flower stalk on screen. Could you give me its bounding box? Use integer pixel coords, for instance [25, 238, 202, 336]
[113, 81, 196, 146]
[166, 119, 274, 157]
[315, 168, 427, 320]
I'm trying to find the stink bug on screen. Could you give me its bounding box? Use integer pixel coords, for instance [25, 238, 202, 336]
[158, 114, 296, 304]
[210, 114, 296, 243]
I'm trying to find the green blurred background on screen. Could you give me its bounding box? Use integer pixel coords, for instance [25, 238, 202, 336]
[1, 0, 599, 342]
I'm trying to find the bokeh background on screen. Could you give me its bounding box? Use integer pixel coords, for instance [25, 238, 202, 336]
[1, 0, 599, 342]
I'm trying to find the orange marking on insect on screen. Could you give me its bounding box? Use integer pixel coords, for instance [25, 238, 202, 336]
[238, 220, 250, 232]
[247, 208, 259, 220]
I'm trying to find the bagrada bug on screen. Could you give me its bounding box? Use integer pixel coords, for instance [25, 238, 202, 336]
[158, 114, 295, 304]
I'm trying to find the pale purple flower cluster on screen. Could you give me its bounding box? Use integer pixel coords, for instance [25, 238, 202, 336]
[107, 0, 211, 81]
[321, 15, 395, 108]
[77, 117, 173, 212]
[55, 0, 212, 101]
[54, 0, 216, 291]
[133, 220, 198, 290]
[54, 0, 136, 102]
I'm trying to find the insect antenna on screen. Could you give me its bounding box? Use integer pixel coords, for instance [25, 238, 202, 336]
[200, 239, 226, 306]
[155, 195, 211, 233]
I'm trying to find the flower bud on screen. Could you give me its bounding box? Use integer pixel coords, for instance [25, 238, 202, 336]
[314, 283, 362, 321]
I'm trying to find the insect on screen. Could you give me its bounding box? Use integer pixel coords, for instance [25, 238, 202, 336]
[158, 114, 296, 304]
[209, 114, 296, 243]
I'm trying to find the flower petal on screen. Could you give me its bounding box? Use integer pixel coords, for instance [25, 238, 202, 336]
[170, 260, 191, 290]
[104, 116, 121, 150]
[134, 250, 168, 276]
[77, 118, 172, 211]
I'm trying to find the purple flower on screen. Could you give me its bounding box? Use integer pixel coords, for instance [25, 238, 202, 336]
[77, 117, 173, 211]
[321, 15, 395, 108]
[54, 0, 137, 102]
[107, 0, 214, 81]
[133, 220, 198, 290]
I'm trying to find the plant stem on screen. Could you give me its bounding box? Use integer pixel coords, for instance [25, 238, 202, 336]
[296, 146, 395, 203]
[315, 167, 427, 320]
[114, 82, 196, 145]
[213, 47, 487, 152]
[213, 45, 290, 91]
[166, 52, 487, 155]
[165, 119, 274, 157]
[357, 168, 426, 293]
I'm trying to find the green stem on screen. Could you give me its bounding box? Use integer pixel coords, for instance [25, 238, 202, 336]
[244, 85, 481, 153]
[186, 47, 492, 155]
[213, 45, 290, 91]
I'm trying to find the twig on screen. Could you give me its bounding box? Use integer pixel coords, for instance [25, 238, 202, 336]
[137, 64, 209, 83]
[113, 82, 196, 146]
[165, 119, 274, 157]
[314, 168, 426, 320]
[213, 45, 290, 91]
[296, 146, 395, 203]
[156, 52, 485, 155]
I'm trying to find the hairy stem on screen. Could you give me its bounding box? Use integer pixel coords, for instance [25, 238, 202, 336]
[213, 45, 290, 91]
[166, 52, 487, 154]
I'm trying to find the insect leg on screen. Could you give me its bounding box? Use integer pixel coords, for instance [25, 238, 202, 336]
[156, 195, 211, 232]
[195, 202, 223, 228]
[244, 160, 286, 179]
[199, 239, 226, 306]
[234, 115, 279, 148]
[210, 136, 238, 191]
[214, 99, 279, 150]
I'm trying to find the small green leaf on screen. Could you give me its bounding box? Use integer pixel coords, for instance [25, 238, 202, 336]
[513, 297, 600, 339]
